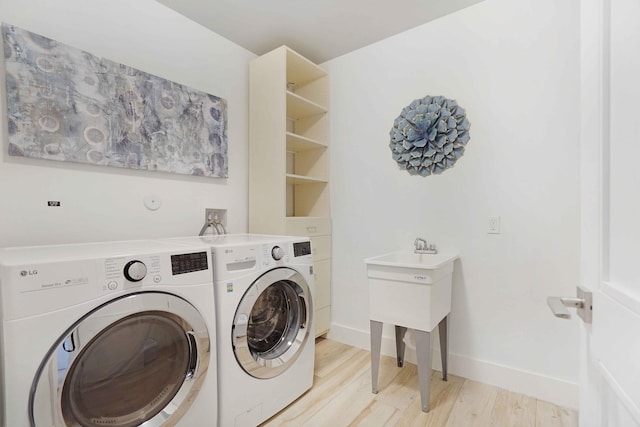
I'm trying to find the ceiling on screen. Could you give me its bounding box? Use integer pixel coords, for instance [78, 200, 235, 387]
[155, 0, 484, 64]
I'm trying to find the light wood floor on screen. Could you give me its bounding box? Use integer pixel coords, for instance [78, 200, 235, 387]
[262, 338, 578, 427]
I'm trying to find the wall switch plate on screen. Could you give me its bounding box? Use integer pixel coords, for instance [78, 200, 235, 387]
[488, 216, 501, 234]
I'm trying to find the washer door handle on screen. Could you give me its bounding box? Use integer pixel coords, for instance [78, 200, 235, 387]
[62, 332, 76, 352]
[185, 331, 199, 380]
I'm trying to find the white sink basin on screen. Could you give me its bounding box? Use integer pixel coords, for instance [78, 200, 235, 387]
[364, 251, 458, 270]
[365, 251, 458, 331]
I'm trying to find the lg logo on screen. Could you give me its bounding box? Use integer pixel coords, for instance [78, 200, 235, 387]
[20, 270, 38, 277]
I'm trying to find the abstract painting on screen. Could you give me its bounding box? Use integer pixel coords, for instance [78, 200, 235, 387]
[2, 23, 228, 178]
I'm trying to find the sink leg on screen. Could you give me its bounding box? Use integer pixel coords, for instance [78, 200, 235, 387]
[414, 329, 432, 413]
[370, 320, 383, 394]
[438, 315, 449, 381]
[394, 325, 408, 367]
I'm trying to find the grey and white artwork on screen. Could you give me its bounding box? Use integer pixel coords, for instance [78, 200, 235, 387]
[2, 23, 228, 178]
[389, 95, 470, 177]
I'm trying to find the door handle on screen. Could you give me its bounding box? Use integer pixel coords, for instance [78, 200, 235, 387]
[547, 286, 592, 324]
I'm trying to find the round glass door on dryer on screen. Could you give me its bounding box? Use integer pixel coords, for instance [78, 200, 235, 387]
[30, 292, 210, 427]
[232, 267, 312, 379]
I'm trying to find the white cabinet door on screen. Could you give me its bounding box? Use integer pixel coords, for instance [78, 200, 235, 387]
[580, 0, 640, 425]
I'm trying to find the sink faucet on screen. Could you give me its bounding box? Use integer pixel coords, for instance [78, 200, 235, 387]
[414, 237, 438, 254]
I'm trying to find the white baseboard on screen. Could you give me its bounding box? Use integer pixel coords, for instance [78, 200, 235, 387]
[326, 322, 579, 410]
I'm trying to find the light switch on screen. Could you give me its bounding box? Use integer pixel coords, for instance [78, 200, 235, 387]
[488, 216, 501, 234]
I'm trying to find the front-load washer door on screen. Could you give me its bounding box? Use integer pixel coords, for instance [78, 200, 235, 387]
[232, 267, 312, 379]
[30, 292, 210, 427]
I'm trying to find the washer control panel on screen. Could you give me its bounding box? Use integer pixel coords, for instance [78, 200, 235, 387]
[170, 251, 209, 275]
[0, 243, 213, 320]
[105, 255, 161, 292]
[124, 260, 147, 282]
[102, 250, 210, 295]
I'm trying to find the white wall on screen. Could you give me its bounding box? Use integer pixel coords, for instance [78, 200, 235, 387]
[0, 0, 255, 247]
[324, 0, 581, 408]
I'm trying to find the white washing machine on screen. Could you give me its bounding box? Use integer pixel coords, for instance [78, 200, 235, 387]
[0, 239, 218, 427]
[167, 234, 315, 427]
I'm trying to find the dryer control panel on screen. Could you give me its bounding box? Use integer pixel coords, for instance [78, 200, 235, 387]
[218, 246, 258, 272]
[293, 241, 312, 257]
[210, 239, 313, 281]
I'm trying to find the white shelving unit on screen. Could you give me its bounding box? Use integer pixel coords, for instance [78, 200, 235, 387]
[249, 46, 331, 336]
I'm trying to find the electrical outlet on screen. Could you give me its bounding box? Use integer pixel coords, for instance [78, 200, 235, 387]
[488, 216, 501, 234]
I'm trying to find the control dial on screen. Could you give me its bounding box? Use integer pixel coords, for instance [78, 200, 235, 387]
[124, 260, 147, 282]
[271, 246, 285, 261]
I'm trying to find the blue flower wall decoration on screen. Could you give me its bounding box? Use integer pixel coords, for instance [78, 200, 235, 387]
[389, 95, 470, 176]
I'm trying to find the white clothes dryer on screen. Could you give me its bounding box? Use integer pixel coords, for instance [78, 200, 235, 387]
[0, 239, 218, 427]
[168, 235, 315, 427]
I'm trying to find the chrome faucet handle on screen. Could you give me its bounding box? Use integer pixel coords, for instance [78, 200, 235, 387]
[414, 238, 437, 254]
[414, 237, 427, 250]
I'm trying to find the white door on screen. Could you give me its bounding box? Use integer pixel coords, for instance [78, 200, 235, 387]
[579, 0, 640, 425]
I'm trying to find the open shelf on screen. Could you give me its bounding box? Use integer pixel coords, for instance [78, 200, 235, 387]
[286, 132, 327, 152]
[286, 91, 327, 119]
[250, 46, 331, 337]
[286, 174, 328, 185]
[286, 50, 327, 87]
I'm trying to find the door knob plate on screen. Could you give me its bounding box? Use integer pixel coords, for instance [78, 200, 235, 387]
[547, 286, 593, 323]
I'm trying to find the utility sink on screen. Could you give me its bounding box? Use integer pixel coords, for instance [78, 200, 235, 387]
[366, 250, 458, 413]
[365, 251, 458, 331]
[365, 251, 458, 270]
